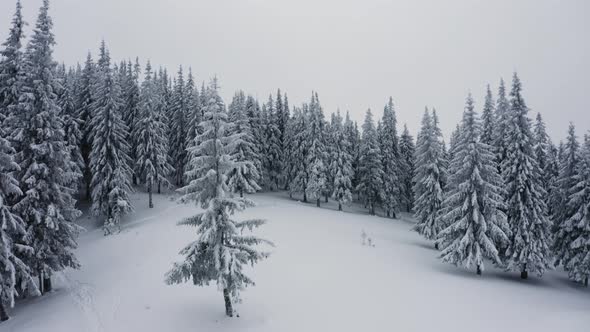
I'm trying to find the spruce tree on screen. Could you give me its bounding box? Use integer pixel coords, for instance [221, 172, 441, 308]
[183, 68, 201, 177]
[502, 73, 552, 279]
[330, 111, 353, 211]
[305, 93, 327, 207]
[437, 94, 509, 275]
[413, 109, 446, 246]
[169, 66, 187, 186]
[552, 123, 581, 266]
[89, 61, 133, 234]
[0, 119, 40, 321]
[357, 109, 384, 215]
[13, 0, 82, 293]
[290, 105, 310, 201]
[0, 0, 25, 137]
[76, 53, 96, 200]
[379, 97, 401, 218]
[399, 124, 415, 212]
[166, 78, 272, 317]
[227, 91, 261, 197]
[262, 94, 282, 190]
[135, 62, 172, 208]
[122, 58, 141, 185]
[494, 79, 510, 172]
[481, 84, 495, 146]
[559, 138, 590, 286]
[57, 70, 84, 193]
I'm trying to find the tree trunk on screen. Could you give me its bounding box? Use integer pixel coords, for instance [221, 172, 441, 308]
[223, 288, 233, 317]
[338, 202, 342, 211]
[584, 276, 588, 287]
[157, 181, 161, 194]
[0, 302, 8, 322]
[148, 182, 154, 208]
[133, 174, 137, 186]
[434, 242, 439, 250]
[240, 190, 243, 198]
[386, 210, 390, 218]
[303, 192, 307, 203]
[316, 198, 320, 208]
[38, 273, 44, 295]
[43, 276, 52, 293]
[520, 264, 528, 279]
[325, 195, 328, 203]
[476, 264, 482, 275]
[85, 177, 91, 202]
[392, 211, 397, 219]
[370, 203, 375, 215]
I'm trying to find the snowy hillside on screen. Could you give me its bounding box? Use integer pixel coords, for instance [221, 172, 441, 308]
[3, 191, 589, 332]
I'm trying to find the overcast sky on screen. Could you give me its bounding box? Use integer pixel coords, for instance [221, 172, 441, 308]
[1, 0, 588, 141]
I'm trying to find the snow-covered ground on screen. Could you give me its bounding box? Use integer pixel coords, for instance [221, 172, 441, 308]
[3, 191, 589, 332]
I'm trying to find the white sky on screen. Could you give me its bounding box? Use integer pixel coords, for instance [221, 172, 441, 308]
[1, 0, 588, 142]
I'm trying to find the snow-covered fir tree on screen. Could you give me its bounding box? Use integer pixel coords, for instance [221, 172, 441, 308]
[379, 97, 401, 218]
[166, 78, 273, 317]
[89, 59, 133, 234]
[275, 89, 290, 189]
[481, 84, 495, 146]
[305, 92, 327, 207]
[558, 137, 590, 286]
[329, 110, 353, 211]
[13, 0, 82, 293]
[502, 73, 552, 279]
[0, 0, 25, 138]
[121, 58, 141, 185]
[227, 91, 261, 197]
[76, 53, 96, 200]
[169, 66, 187, 186]
[0, 115, 40, 321]
[57, 69, 84, 193]
[135, 62, 172, 208]
[343, 112, 361, 200]
[533, 113, 559, 214]
[357, 109, 384, 215]
[493, 78, 510, 172]
[398, 124, 415, 212]
[437, 94, 509, 275]
[289, 105, 310, 201]
[262, 94, 282, 190]
[183, 68, 201, 177]
[552, 123, 581, 266]
[413, 109, 446, 247]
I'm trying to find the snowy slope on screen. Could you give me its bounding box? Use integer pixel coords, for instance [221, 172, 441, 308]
[2, 191, 589, 332]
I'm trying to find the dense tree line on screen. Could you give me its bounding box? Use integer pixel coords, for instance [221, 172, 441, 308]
[1, 0, 589, 322]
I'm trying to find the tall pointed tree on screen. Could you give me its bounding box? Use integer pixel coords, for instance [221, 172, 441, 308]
[227, 91, 261, 197]
[0, 0, 25, 137]
[437, 94, 509, 275]
[357, 109, 384, 215]
[0, 103, 40, 321]
[379, 97, 401, 218]
[502, 73, 552, 279]
[13, 0, 82, 293]
[89, 60, 133, 234]
[330, 110, 353, 211]
[560, 138, 590, 286]
[305, 93, 327, 207]
[122, 58, 141, 185]
[169, 66, 187, 186]
[552, 123, 581, 266]
[398, 124, 415, 212]
[135, 62, 172, 208]
[166, 78, 272, 317]
[413, 109, 446, 247]
[481, 84, 495, 146]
